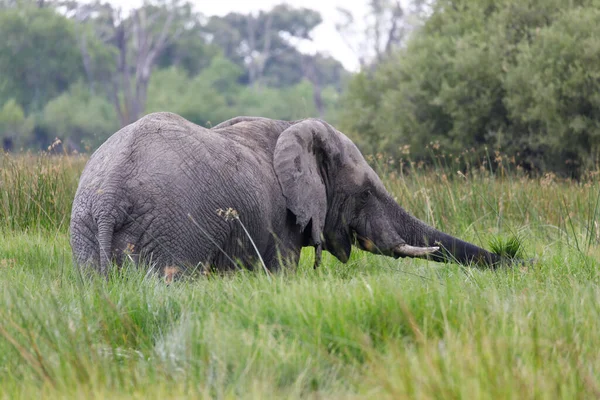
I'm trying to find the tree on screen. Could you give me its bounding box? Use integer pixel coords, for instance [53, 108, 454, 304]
[341, 0, 600, 176]
[237, 82, 312, 121]
[202, 5, 347, 119]
[145, 54, 342, 127]
[204, 5, 323, 87]
[300, 54, 349, 117]
[0, 5, 83, 112]
[70, 0, 195, 126]
[0, 99, 34, 151]
[40, 82, 119, 150]
[503, 6, 600, 172]
[0, 1, 348, 151]
[145, 56, 244, 126]
[336, 0, 427, 68]
[155, 24, 221, 76]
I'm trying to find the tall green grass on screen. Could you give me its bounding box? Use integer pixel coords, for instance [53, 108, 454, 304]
[0, 153, 86, 231]
[0, 152, 599, 398]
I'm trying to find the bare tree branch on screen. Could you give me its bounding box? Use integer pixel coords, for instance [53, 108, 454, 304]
[255, 11, 273, 87]
[301, 55, 324, 117]
[336, 0, 416, 69]
[69, 1, 186, 126]
[131, 5, 176, 121]
[384, 1, 404, 57]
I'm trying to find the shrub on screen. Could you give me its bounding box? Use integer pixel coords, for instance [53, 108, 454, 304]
[341, 0, 600, 177]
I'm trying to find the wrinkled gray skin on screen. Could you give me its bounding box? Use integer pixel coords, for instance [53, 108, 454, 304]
[70, 112, 502, 275]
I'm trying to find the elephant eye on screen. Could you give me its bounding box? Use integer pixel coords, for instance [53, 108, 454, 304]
[359, 189, 372, 204]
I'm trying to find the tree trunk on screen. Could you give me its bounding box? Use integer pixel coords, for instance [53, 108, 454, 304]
[302, 56, 324, 117]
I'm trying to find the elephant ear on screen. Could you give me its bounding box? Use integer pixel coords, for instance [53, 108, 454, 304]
[273, 120, 331, 252]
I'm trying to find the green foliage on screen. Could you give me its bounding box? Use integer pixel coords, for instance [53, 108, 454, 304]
[0, 5, 83, 113]
[40, 82, 119, 150]
[0, 99, 24, 126]
[204, 4, 344, 88]
[146, 58, 339, 126]
[74, 24, 118, 90]
[0, 2, 347, 152]
[0, 99, 34, 148]
[145, 57, 243, 127]
[504, 7, 600, 171]
[234, 81, 318, 121]
[145, 67, 196, 116]
[339, 71, 391, 153]
[156, 30, 221, 76]
[341, 0, 600, 176]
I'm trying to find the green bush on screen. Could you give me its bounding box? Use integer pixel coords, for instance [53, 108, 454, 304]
[0, 99, 34, 149]
[40, 83, 119, 150]
[341, 0, 600, 176]
[146, 57, 339, 127]
[504, 7, 600, 172]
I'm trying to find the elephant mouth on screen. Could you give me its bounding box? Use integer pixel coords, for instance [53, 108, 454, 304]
[355, 235, 377, 252]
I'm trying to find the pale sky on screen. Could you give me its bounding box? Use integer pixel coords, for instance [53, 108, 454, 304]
[113, 0, 370, 71]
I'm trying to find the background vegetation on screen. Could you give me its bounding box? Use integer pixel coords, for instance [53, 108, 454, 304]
[0, 0, 348, 152]
[341, 0, 600, 177]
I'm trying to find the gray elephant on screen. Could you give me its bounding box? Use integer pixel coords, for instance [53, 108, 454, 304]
[70, 112, 503, 275]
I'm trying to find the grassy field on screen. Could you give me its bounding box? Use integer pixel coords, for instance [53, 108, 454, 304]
[1, 152, 600, 399]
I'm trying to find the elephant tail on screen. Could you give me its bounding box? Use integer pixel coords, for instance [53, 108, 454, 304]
[97, 216, 115, 276]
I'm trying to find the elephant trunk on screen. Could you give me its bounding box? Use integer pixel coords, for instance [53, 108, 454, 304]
[393, 205, 502, 267]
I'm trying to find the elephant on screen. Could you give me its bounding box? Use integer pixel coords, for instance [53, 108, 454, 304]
[70, 112, 505, 276]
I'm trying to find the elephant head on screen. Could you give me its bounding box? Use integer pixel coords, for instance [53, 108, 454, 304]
[274, 119, 502, 267]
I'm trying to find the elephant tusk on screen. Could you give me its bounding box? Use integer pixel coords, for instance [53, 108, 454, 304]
[394, 244, 439, 257]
